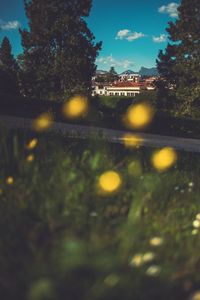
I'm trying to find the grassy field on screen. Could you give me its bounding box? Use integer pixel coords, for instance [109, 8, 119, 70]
[1, 126, 200, 300]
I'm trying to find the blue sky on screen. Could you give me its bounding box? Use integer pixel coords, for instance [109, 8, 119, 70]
[0, 0, 180, 73]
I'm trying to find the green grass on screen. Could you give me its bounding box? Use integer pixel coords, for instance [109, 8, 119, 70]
[1, 127, 200, 299]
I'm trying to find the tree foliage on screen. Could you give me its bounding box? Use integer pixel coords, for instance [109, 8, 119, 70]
[19, 0, 102, 101]
[106, 66, 119, 83]
[156, 0, 200, 115]
[0, 37, 19, 95]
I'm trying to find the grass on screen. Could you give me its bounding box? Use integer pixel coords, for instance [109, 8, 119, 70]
[1, 126, 200, 299]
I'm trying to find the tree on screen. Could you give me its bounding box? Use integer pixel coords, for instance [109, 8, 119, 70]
[106, 67, 119, 83]
[19, 0, 102, 101]
[156, 0, 200, 115]
[0, 37, 19, 95]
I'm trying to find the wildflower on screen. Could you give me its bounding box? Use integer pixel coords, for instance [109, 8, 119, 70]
[192, 229, 198, 235]
[149, 237, 163, 246]
[6, 176, 14, 185]
[124, 102, 154, 129]
[26, 138, 38, 150]
[193, 220, 200, 228]
[146, 265, 161, 277]
[151, 147, 177, 172]
[98, 171, 122, 193]
[189, 182, 194, 187]
[104, 274, 119, 287]
[190, 291, 200, 300]
[62, 95, 88, 119]
[196, 214, 200, 221]
[130, 254, 143, 267]
[142, 252, 155, 263]
[32, 112, 54, 132]
[26, 154, 35, 162]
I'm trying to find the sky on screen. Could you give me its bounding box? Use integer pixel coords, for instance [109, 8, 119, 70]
[0, 0, 180, 73]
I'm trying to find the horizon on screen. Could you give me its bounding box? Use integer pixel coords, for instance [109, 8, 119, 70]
[0, 0, 180, 72]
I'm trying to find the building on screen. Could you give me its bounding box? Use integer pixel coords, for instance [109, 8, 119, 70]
[92, 82, 146, 97]
[119, 72, 141, 83]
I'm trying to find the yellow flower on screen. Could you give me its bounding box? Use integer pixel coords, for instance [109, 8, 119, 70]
[26, 138, 38, 150]
[104, 274, 119, 287]
[32, 112, 54, 132]
[196, 213, 200, 221]
[193, 220, 200, 228]
[191, 291, 200, 300]
[26, 154, 35, 162]
[142, 252, 155, 263]
[149, 237, 163, 246]
[124, 102, 154, 129]
[62, 95, 88, 119]
[98, 171, 122, 193]
[122, 133, 143, 148]
[6, 176, 14, 185]
[130, 254, 143, 267]
[151, 147, 177, 172]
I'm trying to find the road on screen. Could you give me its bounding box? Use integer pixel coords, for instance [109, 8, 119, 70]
[0, 114, 200, 153]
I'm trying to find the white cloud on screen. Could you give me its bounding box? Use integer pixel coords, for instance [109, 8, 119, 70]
[0, 20, 20, 30]
[115, 29, 146, 41]
[158, 3, 179, 18]
[96, 55, 135, 69]
[153, 34, 167, 43]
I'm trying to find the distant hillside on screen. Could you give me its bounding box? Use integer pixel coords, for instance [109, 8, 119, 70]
[96, 67, 158, 76]
[120, 70, 138, 75]
[138, 67, 158, 76]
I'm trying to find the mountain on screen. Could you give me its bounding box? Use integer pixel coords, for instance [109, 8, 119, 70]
[120, 70, 138, 75]
[138, 67, 158, 76]
[96, 70, 108, 75]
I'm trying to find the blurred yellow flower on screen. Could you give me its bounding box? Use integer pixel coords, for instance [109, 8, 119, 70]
[32, 112, 54, 132]
[124, 102, 154, 129]
[146, 265, 161, 276]
[104, 274, 119, 287]
[6, 176, 14, 185]
[142, 252, 155, 263]
[191, 291, 200, 300]
[130, 254, 143, 267]
[62, 95, 88, 119]
[192, 229, 198, 235]
[26, 154, 35, 162]
[193, 220, 200, 228]
[122, 133, 143, 148]
[99, 171, 122, 193]
[196, 213, 200, 221]
[26, 138, 38, 150]
[149, 237, 163, 246]
[151, 147, 177, 172]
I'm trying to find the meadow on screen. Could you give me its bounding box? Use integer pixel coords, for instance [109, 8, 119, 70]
[1, 124, 200, 300]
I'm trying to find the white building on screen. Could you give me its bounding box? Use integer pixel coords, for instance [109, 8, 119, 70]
[119, 72, 141, 83]
[92, 82, 146, 97]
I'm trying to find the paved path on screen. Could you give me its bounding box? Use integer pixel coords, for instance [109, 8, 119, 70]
[0, 114, 200, 153]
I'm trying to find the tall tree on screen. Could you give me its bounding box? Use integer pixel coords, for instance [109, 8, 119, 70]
[0, 37, 19, 94]
[19, 0, 102, 100]
[106, 67, 119, 83]
[156, 0, 200, 115]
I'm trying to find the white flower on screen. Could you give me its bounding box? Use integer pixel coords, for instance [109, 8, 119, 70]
[193, 220, 200, 228]
[142, 252, 155, 263]
[149, 237, 163, 246]
[146, 265, 161, 276]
